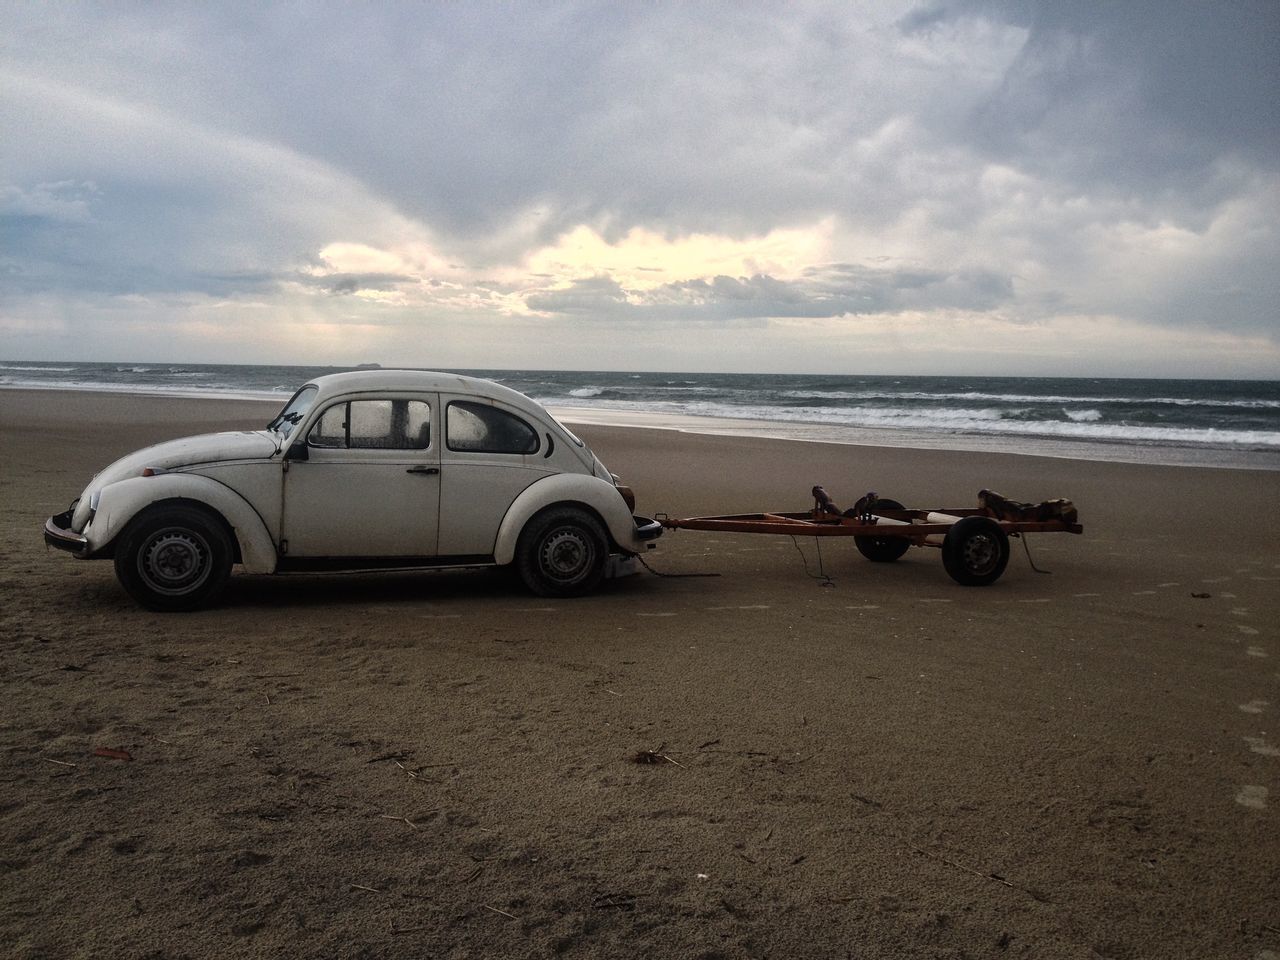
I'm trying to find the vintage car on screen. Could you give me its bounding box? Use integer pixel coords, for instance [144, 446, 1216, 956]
[44, 370, 662, 610]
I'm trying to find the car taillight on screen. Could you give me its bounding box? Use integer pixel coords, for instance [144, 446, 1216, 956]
[616, 483, 636, 512]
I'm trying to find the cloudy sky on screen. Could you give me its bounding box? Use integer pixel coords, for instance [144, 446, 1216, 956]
[2, 1, 1277, 377]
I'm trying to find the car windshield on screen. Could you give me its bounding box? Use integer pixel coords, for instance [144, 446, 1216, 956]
[267, 385, 318, 439]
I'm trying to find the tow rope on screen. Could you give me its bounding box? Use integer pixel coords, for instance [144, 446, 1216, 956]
[635, 552, 720, 579]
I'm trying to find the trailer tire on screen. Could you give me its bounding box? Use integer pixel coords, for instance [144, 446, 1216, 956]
[853, 498, 911, 563]
[942, 516, 1009, 586]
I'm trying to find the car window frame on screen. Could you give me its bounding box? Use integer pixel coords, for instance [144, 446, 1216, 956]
[444, 400, 541, 456]
[304, 397, 434, 452]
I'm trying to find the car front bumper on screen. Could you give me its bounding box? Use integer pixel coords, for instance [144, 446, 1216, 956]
[44, 510, 91, 557]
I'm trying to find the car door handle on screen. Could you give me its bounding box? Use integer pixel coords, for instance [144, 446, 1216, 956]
[406, 466, 440, 475]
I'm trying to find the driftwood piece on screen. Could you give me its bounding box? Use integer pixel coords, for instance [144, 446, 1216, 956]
[632, 744, 684, 767]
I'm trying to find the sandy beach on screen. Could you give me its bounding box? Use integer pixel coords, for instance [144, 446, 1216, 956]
[2, 388, 1278, 959]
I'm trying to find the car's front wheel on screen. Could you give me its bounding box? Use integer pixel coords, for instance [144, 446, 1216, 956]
[113, 505, 234, 611]
[516, 506, 609, 598]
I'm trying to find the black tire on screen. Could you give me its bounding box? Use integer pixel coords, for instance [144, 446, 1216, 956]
[113, 505, 235, 611]
[853, 498, 911, 563]
[942, 516, 1009, 586]
[515, 507, 609, 598]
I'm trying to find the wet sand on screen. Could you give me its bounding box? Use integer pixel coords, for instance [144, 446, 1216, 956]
[2, 388, 1278, 959]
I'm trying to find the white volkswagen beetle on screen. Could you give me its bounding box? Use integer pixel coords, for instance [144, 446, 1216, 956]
[44, 370, 662, 610]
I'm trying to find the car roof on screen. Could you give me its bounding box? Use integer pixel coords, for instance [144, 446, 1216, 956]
[309, 370, 539, 409]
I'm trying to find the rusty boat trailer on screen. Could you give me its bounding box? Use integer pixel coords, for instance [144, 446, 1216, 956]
[656, 487, 1083, 587]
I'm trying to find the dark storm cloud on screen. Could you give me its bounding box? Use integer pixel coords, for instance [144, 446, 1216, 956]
[528, 264, 1015, 321]
[293, 272, 420, 297]
[928, 0, 1280, 198]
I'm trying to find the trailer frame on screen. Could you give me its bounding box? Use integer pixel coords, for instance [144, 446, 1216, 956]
[656, 491, 1082, 586]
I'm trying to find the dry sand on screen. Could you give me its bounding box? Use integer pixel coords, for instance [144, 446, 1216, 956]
[2, 388, 1278, 959]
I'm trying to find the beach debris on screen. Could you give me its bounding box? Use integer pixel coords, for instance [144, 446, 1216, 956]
[697, 738, 721, 749]
[633, 744, 684, 767]
[379, 814, 420, 829]
[350, 883, 382, 894]
[904, 839, 1049, 902]
[367, 751, 411, 764]
[483, 904, 519, 920]
[44, 758, 77, 768]
[390, 924, 430, 935]
[696, 873, 709, 881]
[93, 747, 132, 761]
[1191, 592, 1211, 598]
[592, 893, 638, 911]
[392, 760, 423, 781]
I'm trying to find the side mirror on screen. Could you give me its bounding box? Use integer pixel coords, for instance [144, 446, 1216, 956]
[285, 442, 309, 462]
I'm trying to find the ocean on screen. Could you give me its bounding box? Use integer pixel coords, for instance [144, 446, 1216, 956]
[3, 361, 1279, 470]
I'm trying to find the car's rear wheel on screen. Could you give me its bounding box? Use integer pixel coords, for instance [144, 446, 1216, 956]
[516, 507, 609, 598]
[113, 505, 234, 611]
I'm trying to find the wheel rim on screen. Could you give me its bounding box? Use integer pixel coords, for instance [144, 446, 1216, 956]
[962, 533, 1000, 576]
[538, 526, 597, 584]
[137, 527, 213, 596]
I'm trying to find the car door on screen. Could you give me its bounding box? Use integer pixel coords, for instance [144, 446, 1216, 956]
[282, 395, 440, 557]
[436, 396, 557, 556]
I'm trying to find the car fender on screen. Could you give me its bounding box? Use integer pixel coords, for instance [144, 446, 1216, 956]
[88, 474, 279, 573]
[493, 474, 639, 565]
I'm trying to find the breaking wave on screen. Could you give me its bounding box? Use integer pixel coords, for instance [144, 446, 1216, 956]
[3, 361, 1278, 463]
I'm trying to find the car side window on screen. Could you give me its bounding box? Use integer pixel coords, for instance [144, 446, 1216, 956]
[309, 403, 348, 448]
[307, 400, 431, 450]
[446, 401, 539, 454]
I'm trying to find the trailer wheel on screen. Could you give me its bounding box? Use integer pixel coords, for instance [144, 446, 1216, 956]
[942, 516, 1009, 586]
[853, 498, 911, 563]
